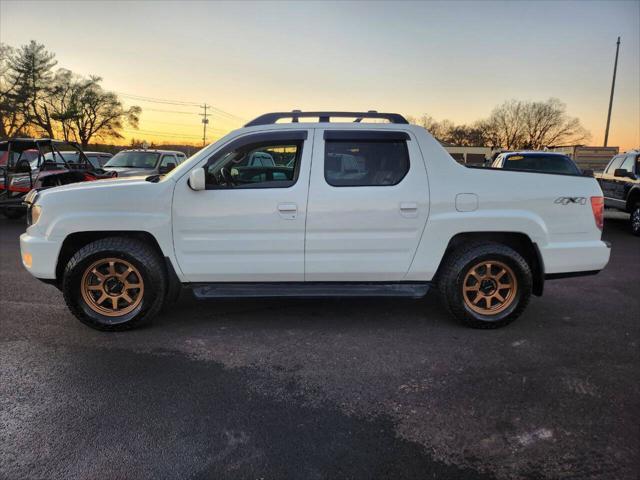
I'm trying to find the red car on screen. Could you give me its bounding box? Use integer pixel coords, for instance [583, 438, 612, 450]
[0, 138, 115, 219]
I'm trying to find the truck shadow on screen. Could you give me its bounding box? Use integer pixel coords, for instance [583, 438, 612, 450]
[155, 293, 450, 332]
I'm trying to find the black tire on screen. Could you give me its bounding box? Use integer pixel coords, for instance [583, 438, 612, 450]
[437, 242, 532, 329]
[2, 207, 26, 220]
[62, 237, 166, 331]
[630, 203, 640, 237]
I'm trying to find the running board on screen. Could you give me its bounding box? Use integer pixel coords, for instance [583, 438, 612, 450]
[190, 282, 431, 299]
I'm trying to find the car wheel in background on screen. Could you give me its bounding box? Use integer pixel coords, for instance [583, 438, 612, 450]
[62, 237, 166, 331]
[437, 242, 532, 329]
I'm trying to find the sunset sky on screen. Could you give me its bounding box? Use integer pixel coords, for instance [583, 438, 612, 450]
[1, 0, 639, 149]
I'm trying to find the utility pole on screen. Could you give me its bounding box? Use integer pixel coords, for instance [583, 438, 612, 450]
[604, 36, 621, 147]
[200, 104, 210, 146]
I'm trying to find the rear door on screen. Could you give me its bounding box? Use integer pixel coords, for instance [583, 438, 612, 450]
[305, 129, 429, 281]
[172, 130, 312, 282]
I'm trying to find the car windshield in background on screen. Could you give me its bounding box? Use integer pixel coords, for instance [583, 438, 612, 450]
[503, 154, 580, 175]
[105, 152, 160, 169]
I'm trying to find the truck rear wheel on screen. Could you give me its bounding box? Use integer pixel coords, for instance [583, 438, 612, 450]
[437, 242, 532, 329]
[62, 237, 166, 331]
[630, 204, 640, 236]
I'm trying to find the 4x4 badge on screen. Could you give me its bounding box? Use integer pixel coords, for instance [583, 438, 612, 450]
[555, 197, 587, 205]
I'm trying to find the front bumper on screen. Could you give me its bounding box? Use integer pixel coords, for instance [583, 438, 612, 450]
[20, 232, 61, 280]
[540, 239, 611, 275]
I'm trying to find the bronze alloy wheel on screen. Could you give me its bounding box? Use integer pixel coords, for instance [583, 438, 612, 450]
[81, 258, 144, 317]
[462, 260, 518, 316]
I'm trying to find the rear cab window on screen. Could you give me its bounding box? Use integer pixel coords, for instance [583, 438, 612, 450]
[323, 131, 410, 187]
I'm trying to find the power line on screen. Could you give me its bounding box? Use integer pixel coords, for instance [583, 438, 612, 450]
[123, 128, 203, 139]
[117, 92, 200, 107]
[117, 91, 246, 122]
[139, 107, 200, 115]
[142, 118, 226, 132]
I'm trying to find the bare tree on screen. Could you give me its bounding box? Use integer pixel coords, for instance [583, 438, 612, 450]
[444, 125, 488, 147]
[49, 73, 140, 148]
[482, 98, 590, 150]
[409, 99, 590, 150]
[483, 100, 526, 150]
[48, 69, 77, 141]
[520, 98, 589, 149]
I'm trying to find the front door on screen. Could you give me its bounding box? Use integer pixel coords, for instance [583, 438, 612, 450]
[305, 128, 429, 281]
[172, 130, 312, 282]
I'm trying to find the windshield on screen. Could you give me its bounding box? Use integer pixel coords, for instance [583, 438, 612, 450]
[105, 151, 160, 169]
[503, 154, 580, 175]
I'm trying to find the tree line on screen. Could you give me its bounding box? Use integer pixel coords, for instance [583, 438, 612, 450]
[0, 41, 140, 148]
[406, 97, 590, 150]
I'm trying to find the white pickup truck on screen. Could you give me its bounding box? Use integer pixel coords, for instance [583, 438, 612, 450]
[20, 111, 611, 331]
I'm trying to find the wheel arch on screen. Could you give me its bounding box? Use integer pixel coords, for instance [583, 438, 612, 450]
[437, 231, 544, 296]
[625, 187, 640, 212]
[55, 231, 181, 300]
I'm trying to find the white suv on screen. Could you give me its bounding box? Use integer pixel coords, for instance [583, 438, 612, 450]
[20, 111, 610, 331]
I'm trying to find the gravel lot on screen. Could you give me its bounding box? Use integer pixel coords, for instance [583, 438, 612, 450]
[1, 212, 638, 480]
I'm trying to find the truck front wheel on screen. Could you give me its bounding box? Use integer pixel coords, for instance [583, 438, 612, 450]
[437, 242, 532, 329]
[62, 237, 167, 331]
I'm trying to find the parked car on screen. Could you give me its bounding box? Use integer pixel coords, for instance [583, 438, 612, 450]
[103, 149, 186, 177]
[491, 151, 584, 175]
[595, 150, 640, 236]
[19, 110, 610, 331]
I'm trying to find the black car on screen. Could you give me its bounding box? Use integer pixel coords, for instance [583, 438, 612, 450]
[491, 151, 584, 176]
[596, 150, 640, 236]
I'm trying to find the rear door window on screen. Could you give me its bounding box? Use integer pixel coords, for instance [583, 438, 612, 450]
[324, 132, 410, 187]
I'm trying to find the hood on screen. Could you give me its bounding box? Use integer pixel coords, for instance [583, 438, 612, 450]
[39, 175, 152, 196]
[104, 167, 155, 177]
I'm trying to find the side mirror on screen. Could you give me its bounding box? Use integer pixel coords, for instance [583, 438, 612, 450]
[582, 169, 594, 177]
[159, 163, 176, 174]
[614, 168, 630, 178]
[188, 167, 206, 191]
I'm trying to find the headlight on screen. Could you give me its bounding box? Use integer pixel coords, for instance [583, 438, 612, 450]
[24, 189, 39, 204]
[29, 204, 42, 225]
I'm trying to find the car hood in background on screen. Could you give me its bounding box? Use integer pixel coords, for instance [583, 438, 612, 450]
[103, 167, 155, 177]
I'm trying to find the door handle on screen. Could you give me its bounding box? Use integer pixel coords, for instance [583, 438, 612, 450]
[400, 202, 418, 211]
[399, 202, 418, 218]
[278, 203, 297, 220]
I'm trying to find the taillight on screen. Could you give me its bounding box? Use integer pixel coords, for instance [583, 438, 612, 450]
[590, 196, 604, 230]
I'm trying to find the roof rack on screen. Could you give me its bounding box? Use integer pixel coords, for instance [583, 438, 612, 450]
[244, 110, 409, 127]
